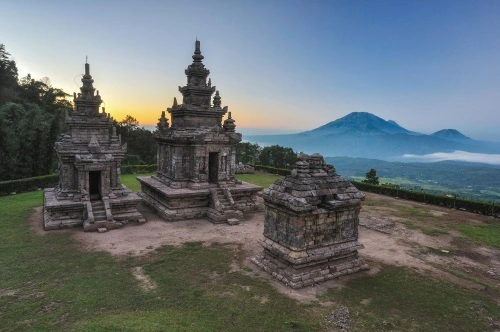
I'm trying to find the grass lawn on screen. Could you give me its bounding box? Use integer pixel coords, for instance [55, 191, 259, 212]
[121, 173, 153, 192]
[0, 173, 499, 331]
[236, 173, 283, 188]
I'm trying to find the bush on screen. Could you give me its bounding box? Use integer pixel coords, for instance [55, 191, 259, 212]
[0, 174, 58, 195]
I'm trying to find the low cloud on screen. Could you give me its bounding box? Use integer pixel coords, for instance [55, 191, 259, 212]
[402, 150, 500, 165]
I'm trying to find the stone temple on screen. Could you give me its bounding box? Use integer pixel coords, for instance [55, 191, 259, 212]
[138, 41, 261, 224]
[252, 153, 368, 288]
[43, 62, 145, 231]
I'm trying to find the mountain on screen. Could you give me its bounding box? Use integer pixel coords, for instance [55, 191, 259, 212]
[305, 112, 418, 136]
[245, 112, 500, 161]
[431, 129, 471, 142]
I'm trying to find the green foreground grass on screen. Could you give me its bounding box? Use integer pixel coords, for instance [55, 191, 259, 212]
[0, 174, 499, 331]
[452, 223, 500, 249]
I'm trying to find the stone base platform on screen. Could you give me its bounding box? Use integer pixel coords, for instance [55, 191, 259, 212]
[251, 239, 369, 289]
[43, 187, 145, 231]
[137, 176, 262, 223]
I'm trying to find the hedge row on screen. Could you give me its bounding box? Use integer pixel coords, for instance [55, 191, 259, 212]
[0, 174, 59, 195]
[121, 164, 156, 174]
[352, 181, 498, 217]
[0, 164, 158, 196]
[251, 165, 291, 176]
[2, 164, 497, 218]
[245, 165, 498, 218]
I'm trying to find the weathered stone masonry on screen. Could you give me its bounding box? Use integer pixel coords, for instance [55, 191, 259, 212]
[138, 41, 261, 224]
[252, 153, 368, 288]
[43, 62, 145, 232]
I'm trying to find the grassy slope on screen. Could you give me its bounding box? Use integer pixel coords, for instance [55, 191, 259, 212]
[0, 174, 499, 331]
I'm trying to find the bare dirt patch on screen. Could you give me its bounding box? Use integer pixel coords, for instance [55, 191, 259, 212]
[29, 194, 500, 303]
[131, 266, 157, 292]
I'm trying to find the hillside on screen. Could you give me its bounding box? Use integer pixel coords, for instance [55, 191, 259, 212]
[326, 156, 500, 201]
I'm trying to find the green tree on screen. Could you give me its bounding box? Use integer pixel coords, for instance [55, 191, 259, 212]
[236, 142, 261, 164]
[258, 145, 296, 169]
[115, 115, 156, 165]
[363, 168, 380, 185]
[0, 44, 19, 104]
[18, 75, 71, 112]
[0, 45, 71, 180]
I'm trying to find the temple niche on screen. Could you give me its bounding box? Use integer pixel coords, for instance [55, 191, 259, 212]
[138, 40, 261, 224]
[252, 153, 368, 288]
[43, 62, 145, 232]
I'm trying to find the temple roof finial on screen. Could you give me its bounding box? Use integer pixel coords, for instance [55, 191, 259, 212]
[213, 90, 221, 108]
[192, 39, 204, 62]
[223, 111, 236, 132]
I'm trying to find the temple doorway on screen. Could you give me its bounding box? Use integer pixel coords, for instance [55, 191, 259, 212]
[89, 171, 101, 200]
[208, 152, 219, 183]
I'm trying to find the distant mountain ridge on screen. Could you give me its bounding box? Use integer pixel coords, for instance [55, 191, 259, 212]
[305, 112, 418, 136]
[245, 112, 500, 161]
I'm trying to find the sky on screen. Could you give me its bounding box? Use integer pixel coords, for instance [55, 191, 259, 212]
[2, 0, 500, 140]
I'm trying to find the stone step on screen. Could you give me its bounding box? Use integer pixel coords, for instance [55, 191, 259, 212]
[227, 218, 240, 225]
[114, 212, 143, 220]
[94, 211, 106, 218]
[226, 209, 243, 219]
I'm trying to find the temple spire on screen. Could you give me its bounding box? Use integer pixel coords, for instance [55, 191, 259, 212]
[81, 61, 95, 96]
[85, 56, 90, 75]
[73, 60, 101, 115]
[192, 39, 204, 62]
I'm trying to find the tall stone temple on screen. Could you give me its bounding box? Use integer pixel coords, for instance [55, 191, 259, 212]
[43, 62, 145, 231]
[138, 40, 261, 224]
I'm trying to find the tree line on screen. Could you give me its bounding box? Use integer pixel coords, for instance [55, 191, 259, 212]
[236, 142, 297, 169]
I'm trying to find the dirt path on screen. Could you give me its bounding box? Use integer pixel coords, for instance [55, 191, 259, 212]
[30, 192, 500, 302]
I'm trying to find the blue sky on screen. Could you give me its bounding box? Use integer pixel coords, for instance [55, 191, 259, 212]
[2, 0, 500, 140]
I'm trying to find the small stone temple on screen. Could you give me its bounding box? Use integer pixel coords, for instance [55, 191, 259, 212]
[252, 153, 368, 288]
[43, 62, 145, 231]
[138, 40, 261, 224]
